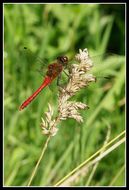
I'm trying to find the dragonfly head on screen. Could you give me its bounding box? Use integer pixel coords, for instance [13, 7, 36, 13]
[57, 56, 68, 66]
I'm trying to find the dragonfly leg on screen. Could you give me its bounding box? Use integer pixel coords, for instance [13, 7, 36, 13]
[57, 74, 62, 86]
[57, 74, 68, 93]
[57, 69, 70, 87]
[57, 70, 72, 94]
[63, 70, 69, 77]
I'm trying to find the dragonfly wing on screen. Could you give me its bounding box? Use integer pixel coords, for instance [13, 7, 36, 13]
[90, 53, 124, 78]
[22, 47, 49, 77]
[68, 52, 124, 79]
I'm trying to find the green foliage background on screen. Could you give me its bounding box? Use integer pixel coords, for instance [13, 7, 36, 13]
[4, 3, 125, 186]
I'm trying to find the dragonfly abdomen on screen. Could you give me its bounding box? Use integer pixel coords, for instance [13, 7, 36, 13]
[19, 76, 53, 111]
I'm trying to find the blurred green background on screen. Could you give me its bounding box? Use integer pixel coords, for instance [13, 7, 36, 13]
[4, 3, 125, 186]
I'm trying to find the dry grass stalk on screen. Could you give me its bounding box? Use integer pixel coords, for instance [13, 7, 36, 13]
[57, 136, 125, 187]
[86, 122, 111, 186]
[27, 48, 96, 186]
[54, 130, 125, 186]
[59, 123, 111, 186]
[41, 49, 96, 136]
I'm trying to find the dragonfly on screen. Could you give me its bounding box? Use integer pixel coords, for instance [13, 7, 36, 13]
[19, 48, 117, 111]
[19, 47, 69, 111]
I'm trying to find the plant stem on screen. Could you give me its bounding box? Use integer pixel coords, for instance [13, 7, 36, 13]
[55, 137, 125, 186]
[109, 165, 125, 186]
[27, 135, 51, 186]
[54, 130, 125, 186]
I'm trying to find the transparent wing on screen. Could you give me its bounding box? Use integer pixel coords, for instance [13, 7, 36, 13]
[22, 47, 49, 77]
[90, 53, 124, 76]
[68, 52, 125, 79]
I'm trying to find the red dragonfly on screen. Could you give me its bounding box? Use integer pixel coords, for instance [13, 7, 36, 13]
[19, 48, 68, 111]
[19, 48, 115, 111]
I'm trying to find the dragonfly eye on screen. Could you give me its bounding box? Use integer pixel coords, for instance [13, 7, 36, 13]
[57, 56, 68, 65]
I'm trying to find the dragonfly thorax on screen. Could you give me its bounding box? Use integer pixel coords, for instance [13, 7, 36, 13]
[46, 63, 63, 78]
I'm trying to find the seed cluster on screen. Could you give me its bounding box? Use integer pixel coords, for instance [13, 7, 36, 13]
[41, 49, 96, 136]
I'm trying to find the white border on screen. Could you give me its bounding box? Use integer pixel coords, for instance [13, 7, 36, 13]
[3, 2, 126, 187]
